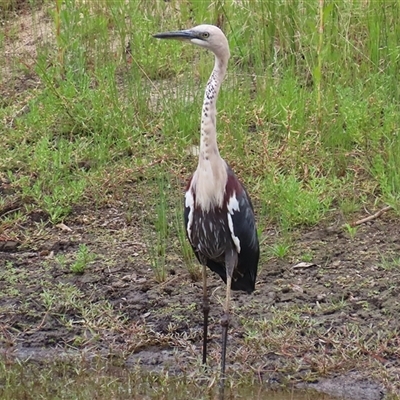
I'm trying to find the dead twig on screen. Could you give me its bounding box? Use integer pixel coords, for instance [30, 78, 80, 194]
[348, 205, 392, 227]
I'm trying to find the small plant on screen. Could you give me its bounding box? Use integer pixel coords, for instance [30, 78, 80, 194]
[148, 239, 167, 283]
[300, 251, 314, 263]
[55, 253, 67, 268]
[339, 197, 361, 216]
[268, 241, 291, 259]
[379, 253, 400, 271]
[323, 297, 348, 313]
[70, 244, 95, 274]
[343, 223, 358, 240]
[40, 289, 56, 310]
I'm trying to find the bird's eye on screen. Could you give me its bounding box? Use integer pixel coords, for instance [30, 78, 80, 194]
[202, 32, 210, 38]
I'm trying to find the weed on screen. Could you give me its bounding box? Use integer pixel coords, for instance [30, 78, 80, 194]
[40, 289, 56, 310]
[300, 251, 314, 263]
[55, 253, 67, 268]
[70, 244, 95, 274]
[339, 197, 362, 217]
[343, 223, 358, 240]
[379, 253, 400, 271]
[268, 241, 291, 259]
[0, 261, 27, 287]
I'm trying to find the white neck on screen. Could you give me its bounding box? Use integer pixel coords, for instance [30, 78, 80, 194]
[198, 55, 227, 163]
[192, 54, 229, 211]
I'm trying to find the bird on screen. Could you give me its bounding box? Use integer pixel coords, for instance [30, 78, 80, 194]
[153, 25, 259, 390]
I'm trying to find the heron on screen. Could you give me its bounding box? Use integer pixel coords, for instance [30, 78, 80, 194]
[153, 25, 259, 388]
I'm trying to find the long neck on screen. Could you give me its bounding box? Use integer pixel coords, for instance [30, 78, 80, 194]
[198, 54, 228, 164]
[192, 54, 228, 211]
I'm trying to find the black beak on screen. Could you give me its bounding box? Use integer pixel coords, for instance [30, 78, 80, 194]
[153, 29, 199, 41]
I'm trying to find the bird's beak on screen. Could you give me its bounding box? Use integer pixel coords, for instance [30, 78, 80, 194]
[153, 29, 198, 41]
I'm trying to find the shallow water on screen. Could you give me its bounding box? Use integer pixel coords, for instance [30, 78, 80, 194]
[0, 356, 337, 400]
[2, 347, 386, 400]
[218, 387, 336, 400]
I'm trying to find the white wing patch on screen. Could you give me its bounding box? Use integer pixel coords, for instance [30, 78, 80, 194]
[185, 190, 194, 241]
[227, 193, 241, 253]
[227, 193, 240, 215]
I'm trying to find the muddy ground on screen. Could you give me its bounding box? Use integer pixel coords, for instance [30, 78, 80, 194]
[0, 184, 399, 399]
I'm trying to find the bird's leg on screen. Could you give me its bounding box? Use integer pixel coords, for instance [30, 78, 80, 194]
[220, 275, 231, 380]
[202, 264, 209, 365]
[219, 249, 237, 394]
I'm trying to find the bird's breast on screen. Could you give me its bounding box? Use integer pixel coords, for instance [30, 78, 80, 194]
[184, 166, 246, 261]
[192, 158, 228, 212]
[189, 207, 230, 261]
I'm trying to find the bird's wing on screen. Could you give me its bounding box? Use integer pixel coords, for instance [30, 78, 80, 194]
[228, 188, 258, 253]
[226, 184, 259, 292]
[184, 185, 205, 262]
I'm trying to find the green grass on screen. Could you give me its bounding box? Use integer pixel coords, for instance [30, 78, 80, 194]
[379, 253, 400, 271]
[1, 0, 400, 274]
[70, 244, 95, 274]
[268, 241, 292, 260]
[343, 222, 358, 240]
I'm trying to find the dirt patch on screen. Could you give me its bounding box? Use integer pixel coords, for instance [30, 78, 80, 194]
[299, 372, 385, 400]
[1, 6, 52, 97]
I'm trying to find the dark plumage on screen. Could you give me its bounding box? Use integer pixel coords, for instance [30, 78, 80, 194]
[184, 167, 259, 294]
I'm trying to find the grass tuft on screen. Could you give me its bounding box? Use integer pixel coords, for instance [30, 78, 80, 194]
[70, 244, 95, 274]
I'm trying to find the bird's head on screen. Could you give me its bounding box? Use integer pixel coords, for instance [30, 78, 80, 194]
[153, 24, 230, 60]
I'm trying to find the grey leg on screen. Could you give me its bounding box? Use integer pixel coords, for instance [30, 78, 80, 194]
[202, 264, 209, 365]
[219, 249, 237, 396]
[220, 274, 231, 378]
